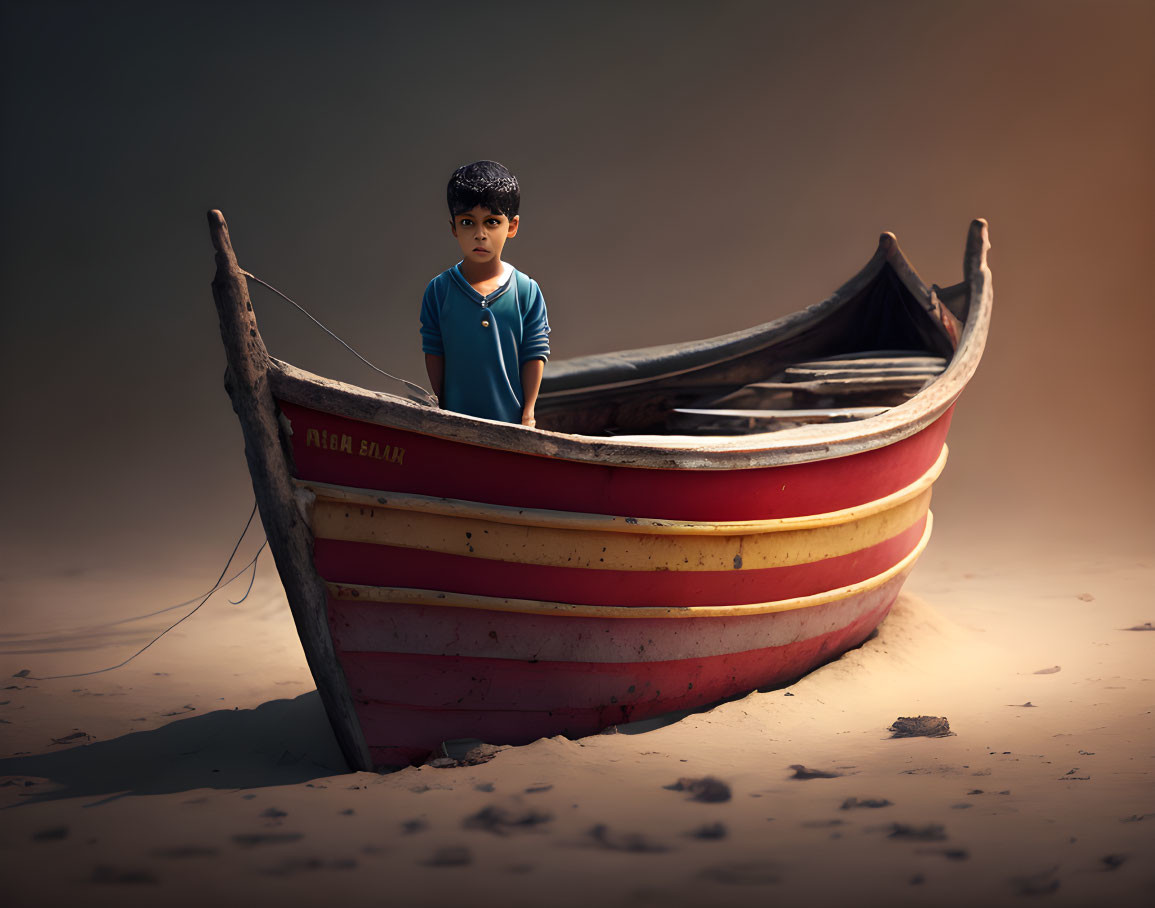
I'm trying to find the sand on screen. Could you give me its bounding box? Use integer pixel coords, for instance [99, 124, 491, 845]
[1, 537, 1152, 908]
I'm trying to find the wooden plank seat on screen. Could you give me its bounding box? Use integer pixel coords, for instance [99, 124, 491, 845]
[671, 350, 948, 433]
[744, 375, 940, 395]
[785, 354, 946, 381]
[784, 365, 943, 380]
[668, 406, 889, 433]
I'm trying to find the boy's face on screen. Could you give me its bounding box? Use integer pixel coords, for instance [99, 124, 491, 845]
[450, 205, 519, 267]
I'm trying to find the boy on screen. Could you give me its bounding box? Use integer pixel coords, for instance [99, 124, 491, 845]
[419, 160, 550, 427]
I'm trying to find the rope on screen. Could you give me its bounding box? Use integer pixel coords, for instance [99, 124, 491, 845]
[22, 270, 430, 680]
[240, 269, 438, 406]
[228, 539, 267, 605]
[29, 540, 268, 635]
[26, 503, 264, 681]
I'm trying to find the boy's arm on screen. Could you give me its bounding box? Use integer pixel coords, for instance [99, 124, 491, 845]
[425, 354, 444, 406]
[520, 358, 545, 427]
[419, 279, 444, 406]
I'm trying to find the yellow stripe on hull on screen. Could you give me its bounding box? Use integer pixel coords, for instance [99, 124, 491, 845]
[312, 487, 931, 572]
[327, 514, 933, 619]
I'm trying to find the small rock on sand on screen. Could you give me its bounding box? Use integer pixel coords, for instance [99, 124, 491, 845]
[262, 856, 357, 876]
[32, 827, 69, 842]
[151, 846, 219, 859]
[424, 846, 472, 867]
[886, 823, 947, 841]
[1100, 854, 1127, 870]
[789, 765, 842, 780]
[699, 861, 781, 885]
[841, 797, 892, 809]
[916, 847, 969, 860]
[687, 822, 728, 840]
[427, 742, 508, 768]
[231, 833, 304, 847]
[587, 824, 669, 853]
[889, 716, 952, 738]
[49, 731, 91, 745]
[1033, 665, 1061, 675]
[463, 805, 552, 835]
[1125, 622, 1154, 631]
[91, 866, 157, 885]
[1010, 867, 1060, 896]
[663, 776, 732, 802]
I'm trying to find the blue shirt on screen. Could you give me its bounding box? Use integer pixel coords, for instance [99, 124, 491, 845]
[419, 263, 551, 423]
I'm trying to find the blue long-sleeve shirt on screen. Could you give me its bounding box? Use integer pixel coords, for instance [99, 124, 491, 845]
[419, 263, 550, 423]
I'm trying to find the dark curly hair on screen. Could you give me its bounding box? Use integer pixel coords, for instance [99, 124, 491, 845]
[446, 160, 520, 219]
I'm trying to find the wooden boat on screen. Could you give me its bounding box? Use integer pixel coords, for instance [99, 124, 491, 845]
[209, 212, 991, 771]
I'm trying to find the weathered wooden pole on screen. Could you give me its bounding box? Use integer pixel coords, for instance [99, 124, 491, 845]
[208, 209, 374, 772]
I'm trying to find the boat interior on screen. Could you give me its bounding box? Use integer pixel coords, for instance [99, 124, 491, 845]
[534, 261, 969, 437]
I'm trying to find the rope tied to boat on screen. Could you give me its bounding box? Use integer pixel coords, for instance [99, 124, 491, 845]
[239, 269, 438, 406]
[19, 503, 267, 681]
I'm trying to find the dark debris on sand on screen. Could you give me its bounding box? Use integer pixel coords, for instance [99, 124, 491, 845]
[916, 846, 970, 860]
[663, 776, 732, 802]
[463, 805, 552, 836]
[587, 824, 669, 853]
[1125, 622, 1154, 631]
[91, 865, 158, 885]
[687, 822, 728, 840]
[231, 833, 304, 847]
[261, 856, 357, 876]
[426, 742, 509, 768]
[789, 765, 842, 780]
[889, 716, 953, 738]
[424, 845, 472, 867]
[841, 797, 892, 810]
[886, 823, 947, 841]
[1010, 866, 1060, 896]
[150, 846, 219, 859]
[699, 861, 782, 885]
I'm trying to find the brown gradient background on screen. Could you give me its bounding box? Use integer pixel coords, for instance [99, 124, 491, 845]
[2, 0, 1152, 585]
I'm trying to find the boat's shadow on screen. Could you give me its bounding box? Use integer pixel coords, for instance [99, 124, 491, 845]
[2, 629, 882, 804]
[0, 692, 346, 807]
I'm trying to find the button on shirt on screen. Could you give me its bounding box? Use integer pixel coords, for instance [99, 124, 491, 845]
[419, 262, 551, 423]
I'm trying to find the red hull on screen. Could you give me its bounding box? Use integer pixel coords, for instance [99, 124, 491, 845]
[332, 583, 901, 767]
[279, 401, 944, 766]
[280, 400, 953, 521]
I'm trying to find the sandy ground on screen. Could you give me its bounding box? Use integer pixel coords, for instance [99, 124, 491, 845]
[1, 535, 1152, 908]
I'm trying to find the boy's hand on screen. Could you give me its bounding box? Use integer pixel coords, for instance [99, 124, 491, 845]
[520, 359, 544, 430]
